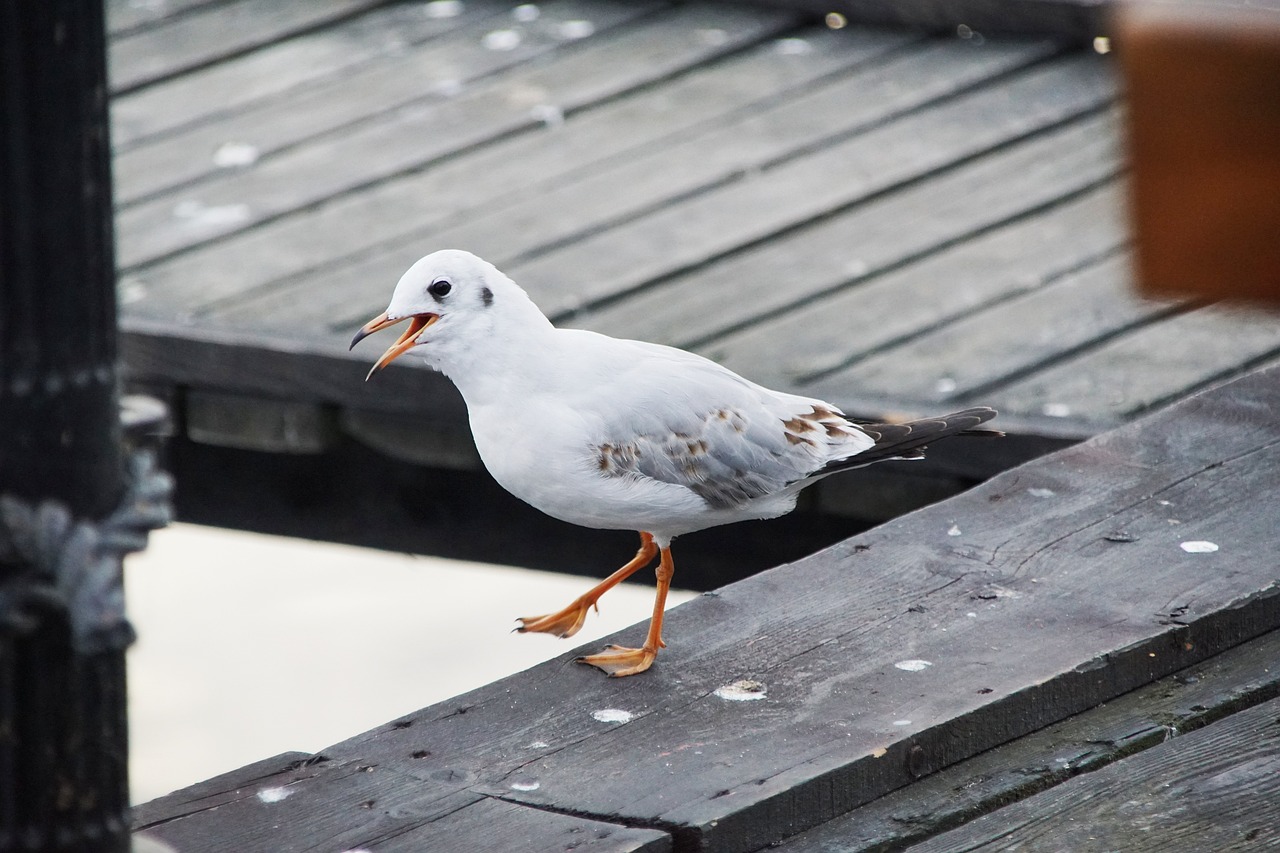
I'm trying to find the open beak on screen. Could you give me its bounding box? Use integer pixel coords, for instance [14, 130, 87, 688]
[350, 311, 439, 380]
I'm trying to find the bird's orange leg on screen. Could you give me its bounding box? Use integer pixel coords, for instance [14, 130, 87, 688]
[578, 545, 675, 677]
[515, 533, 658, 639]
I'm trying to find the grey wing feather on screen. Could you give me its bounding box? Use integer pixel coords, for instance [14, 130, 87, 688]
[601, 405, 812, 509]
[581, 336, 997, 511]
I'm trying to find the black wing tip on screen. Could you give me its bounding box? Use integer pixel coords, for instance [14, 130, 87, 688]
[949, 405, 998, 422]
[824, 406, 1001, 474]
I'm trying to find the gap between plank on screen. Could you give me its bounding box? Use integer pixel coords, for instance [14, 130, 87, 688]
[691, 176, 1126, 365]
[544, 104, 1118, 330]
[496, 42, 1073, 275]
[121, 6, 800, 276]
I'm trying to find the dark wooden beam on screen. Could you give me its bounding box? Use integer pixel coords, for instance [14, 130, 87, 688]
[0, 2, 131, 850]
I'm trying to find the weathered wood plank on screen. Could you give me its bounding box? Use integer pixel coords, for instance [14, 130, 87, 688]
[109, 0, 509, 156]
[107, 0, 391, 93]
[810, 251, 1182, 405]
[677, 181, 1124, 394]
[375, 797, 672, 853]
[202, 34, 1064, 335]
[987, 303, 1280, 424]
[131, 22, 918, 323]
[402, 38, 1065, 292]
[584, 147, 1121, 388]
[106, 0, 222, 36]
[907, 694, 1280, 852]
[136, 759, 672, 853]
[113, 2, 791, 270]
[131, 752, 314, 830]
[756, 0, 1109, 40]
[132, 365, 1280, 853]
[504, 54, 1116, 320]
[777, 626, 1280, 851]
[110, 0, 646, 185]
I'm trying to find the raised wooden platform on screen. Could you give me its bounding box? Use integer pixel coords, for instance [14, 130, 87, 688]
[132, 361, 1280, 851]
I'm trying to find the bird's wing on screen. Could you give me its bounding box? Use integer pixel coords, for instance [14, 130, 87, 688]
[577, 336, 874, 510]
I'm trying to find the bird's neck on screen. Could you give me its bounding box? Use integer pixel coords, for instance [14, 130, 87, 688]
[439, 305, 558, 406]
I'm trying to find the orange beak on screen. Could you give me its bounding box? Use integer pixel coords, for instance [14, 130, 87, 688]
[349, 311, 439, 380]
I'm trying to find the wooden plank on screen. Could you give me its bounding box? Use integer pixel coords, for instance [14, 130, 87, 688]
[130, 365, 1280, 853]
[131, 751, 314, 829]
[503, 53, 1116, 320]
[374, 797, 672, 853]
[1120, 3, 1280, 304]
[109, 0, 509, 156]
[113, 2, 791, 270]
[131, 120, 1125, 453]
[215, 102, 1120, 376]
[777, 627, 1280, 851]
[586, 165, 1125, 386]
[392, 37, 1065, 296]
[986, 303, 1280, 425]
[106, 0, 223, 36]
[808, 251, 1181, 406]
[907, 694, 1280, 852]
[758, 0, 1108, 41]
[107, 0, 391, 93]
[137, 760, 672, 853]
[132, 22, 919, 323]
[110, 0, 642, 181]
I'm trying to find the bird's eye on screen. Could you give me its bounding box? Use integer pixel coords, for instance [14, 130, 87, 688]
[428, 279, 452, 299]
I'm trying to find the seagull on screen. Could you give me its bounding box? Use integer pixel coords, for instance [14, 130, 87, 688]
[351, 250, 998, 677]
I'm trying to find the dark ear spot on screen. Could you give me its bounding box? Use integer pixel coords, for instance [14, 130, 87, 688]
[481, 286, 494, 307]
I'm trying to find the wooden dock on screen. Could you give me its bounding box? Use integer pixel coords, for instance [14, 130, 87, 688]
[109, 3, 1280, 849]
[110, 0, 1280, 464]
[106, 0, 1280, 579]
[132, 361, 1280, 851]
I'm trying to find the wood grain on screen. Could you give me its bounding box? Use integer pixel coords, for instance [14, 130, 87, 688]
[685, 181, 1126, 392]
[141, 22, 916, 325]
[810, 251, 1179, 405]
[109, 0, 509, 156]
[909, 694, 1280, 852]
[583, 125, 1121, 379]
[106, 0, 222, 36]
[778, 627, 1280, 851]
[205, 33, 1056, 333]
[503, 54, 1115, 320]
[107, 0, 391, 93]
[757, 0, 1109, 41]
[133, 751, 670, 853]
[113, 2, 788, 269]
[987, 303, 1280, 424]
[396, 38, 1063, 292]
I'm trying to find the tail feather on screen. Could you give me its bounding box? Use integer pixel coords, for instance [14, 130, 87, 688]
[824, 406, 1000, 473]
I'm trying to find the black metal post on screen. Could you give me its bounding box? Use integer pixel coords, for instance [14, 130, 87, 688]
[1, 1, 135, 850]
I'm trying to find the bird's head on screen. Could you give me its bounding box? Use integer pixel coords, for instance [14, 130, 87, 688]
[350, 249, 543, 380]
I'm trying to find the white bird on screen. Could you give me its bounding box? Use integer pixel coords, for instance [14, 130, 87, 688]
[351, 250, 998, 677]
